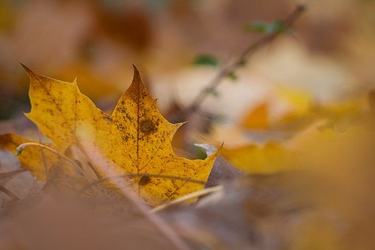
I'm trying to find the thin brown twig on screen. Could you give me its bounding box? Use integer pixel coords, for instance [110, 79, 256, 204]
[179, 4, 306, 120]
[16, 142, 84, 174]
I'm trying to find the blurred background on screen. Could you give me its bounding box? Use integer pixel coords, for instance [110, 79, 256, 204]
[1, 2, 375, 249]
[0, 0, 374, 144]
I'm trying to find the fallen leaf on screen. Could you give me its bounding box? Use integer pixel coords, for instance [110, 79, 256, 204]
[5, 66, 216, 205]
[221, 142, 296, 174]
[241, 102, 269, 130]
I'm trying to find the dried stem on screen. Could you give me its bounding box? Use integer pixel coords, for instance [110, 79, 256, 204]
[179, 4, 306, 120]
[16, 142, 83, 174]
[152, 185, 223, 213]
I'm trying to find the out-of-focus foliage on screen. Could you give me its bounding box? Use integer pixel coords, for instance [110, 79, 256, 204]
[221, 142, 295, 174]
[246, 20, 287, 34]
[193, 54, 219, 67]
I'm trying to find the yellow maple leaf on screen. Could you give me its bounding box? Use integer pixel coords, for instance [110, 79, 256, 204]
[4, 66, 216, 205]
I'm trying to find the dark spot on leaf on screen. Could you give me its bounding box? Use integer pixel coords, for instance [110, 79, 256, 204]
[140, 119, 157, 134]
[139, 175, 151, 186]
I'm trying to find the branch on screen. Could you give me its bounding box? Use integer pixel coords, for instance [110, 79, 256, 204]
[179, 4, 306, 120]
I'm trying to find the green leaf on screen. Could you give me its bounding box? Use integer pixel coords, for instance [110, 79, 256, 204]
[246, 20, 287, 34]
[192, 145, 208, 160]
[193, 54, 219, 67]
[227, 72, 238, 81]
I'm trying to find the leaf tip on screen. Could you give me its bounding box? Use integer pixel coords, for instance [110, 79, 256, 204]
[218, 142, 224, 153]
[132, 64, 141, 81]
[73, 77, 78, 85]
[177, 121, 188, 128]
[20, 63, 38, 79]
[128, 64, 148, 95]
[24, 112, 31, 119]
[209, 143, 222, 159]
